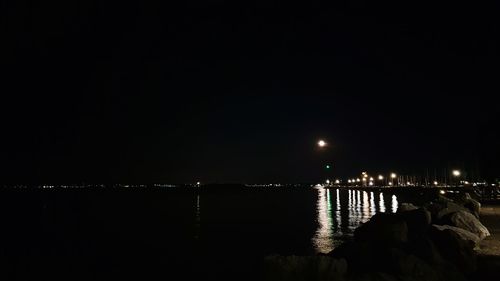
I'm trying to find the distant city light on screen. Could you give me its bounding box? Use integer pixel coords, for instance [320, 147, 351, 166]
[356, 178, 361, 182]
[196, 182, 201, 186]
[452, 170, 461, 177]
[440, 190, 446, 195]
[348, 179, 352, 183]
[369, 177, 374, 181]
[378, 175, 384, 180]
[369, 182, 374, 186]
[335, 179, 340, 184]
[325, 179, 330, 184]
[390, 173, 397, 179]
[388, 182, 393, 186]
[362, 178, 367, 182]
[434, 181, 438, 185]
[318, 140, 327, 147]
[326, 165, 331, 169]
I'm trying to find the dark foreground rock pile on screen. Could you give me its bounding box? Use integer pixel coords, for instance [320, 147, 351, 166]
[265, 193, 490, 281]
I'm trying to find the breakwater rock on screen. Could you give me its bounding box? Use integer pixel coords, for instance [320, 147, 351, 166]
[265, 193, 489, 281]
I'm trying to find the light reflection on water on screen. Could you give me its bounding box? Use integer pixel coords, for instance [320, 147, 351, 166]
[313, 186, 399, 254]
[195, 194, 201, 239]
[313, 187, 335, 253]
[392, 194, 398, 213]
[379, 193, 386, 213]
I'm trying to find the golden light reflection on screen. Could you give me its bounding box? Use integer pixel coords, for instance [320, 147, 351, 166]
[195, 194, 201, 239]
[369, 191, 376, 215]
[391, 194, 398, 213]
[335, 189, 342, 235]
[362, 191, 370, 223]
[313, 188, 399, 253]
[313, 186, 334, 254]
[379, 193, 386, 213]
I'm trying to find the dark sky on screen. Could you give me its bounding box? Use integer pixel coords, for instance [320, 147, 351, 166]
[2, 1, 499, 184]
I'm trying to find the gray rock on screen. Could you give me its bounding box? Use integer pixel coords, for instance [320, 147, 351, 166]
[430, 225, 477, 274]
[389, 248, 440, 281]
[263, 255, 347, 281]
[463, 193, 472, 200]
[432, 224, 481, 246]
[408, 236, 446, 265]
[316, 256, 348, 281]
[463, 198, 481, 219]
[399, 203, 419, 212]
[351, 249, 443, 281]
[354, 213, 408, 245]
[398, 208, 432, 237]
[356, 272, 399, 281]
[436, 202, 469, 220]
[449, 210, 490, 240]
[436, 195, 454, 203]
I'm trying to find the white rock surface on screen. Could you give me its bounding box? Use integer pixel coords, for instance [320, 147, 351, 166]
[450, 210, 490, 240]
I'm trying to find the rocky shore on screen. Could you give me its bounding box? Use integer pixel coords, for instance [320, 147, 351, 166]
[265, 193, 494, 281]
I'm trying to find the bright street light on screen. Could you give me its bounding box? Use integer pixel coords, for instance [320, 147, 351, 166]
[378, 175, 384, 180]
[390, 173, 397, 179]
[452, 170, 461, 177]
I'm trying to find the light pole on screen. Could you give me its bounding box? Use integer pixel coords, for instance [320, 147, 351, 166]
[378, 175, 384, 186]
[452, 170, 461, 187]
[391, 173, 397, 187]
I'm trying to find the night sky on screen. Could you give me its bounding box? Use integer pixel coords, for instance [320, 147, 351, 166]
[2, 1, 499, 184]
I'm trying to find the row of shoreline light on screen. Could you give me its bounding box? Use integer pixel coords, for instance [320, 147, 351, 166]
[317, 139, 469, 187]
[325, 170, 463, 187]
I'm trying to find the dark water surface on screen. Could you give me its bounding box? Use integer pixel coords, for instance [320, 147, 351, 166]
[0, 187, 436, 280]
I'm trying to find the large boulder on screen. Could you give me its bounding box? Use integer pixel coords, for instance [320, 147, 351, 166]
[398, 208, 432, 238]
[329, 241, 378, 273]
[399, 203, 419, 212]
[338, 248, 444, 281]
[426, 200, 469, 223]
[407, 236, 446, 265]
[316, 256, 347, 281]
[447, 210, 490, 240]
[432, 224, 481, 246]
[263, 255, 347, 281]
[436, 195, 454, 203]
[405, 236, 469, 281]
[430, 225, 477, 274]
[354, 213, 408, 246]
[436, 202, 470, 221]
[356, 272, 399, 281]
[388, 248, 440, 281]
[463, 198, 481, 219]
